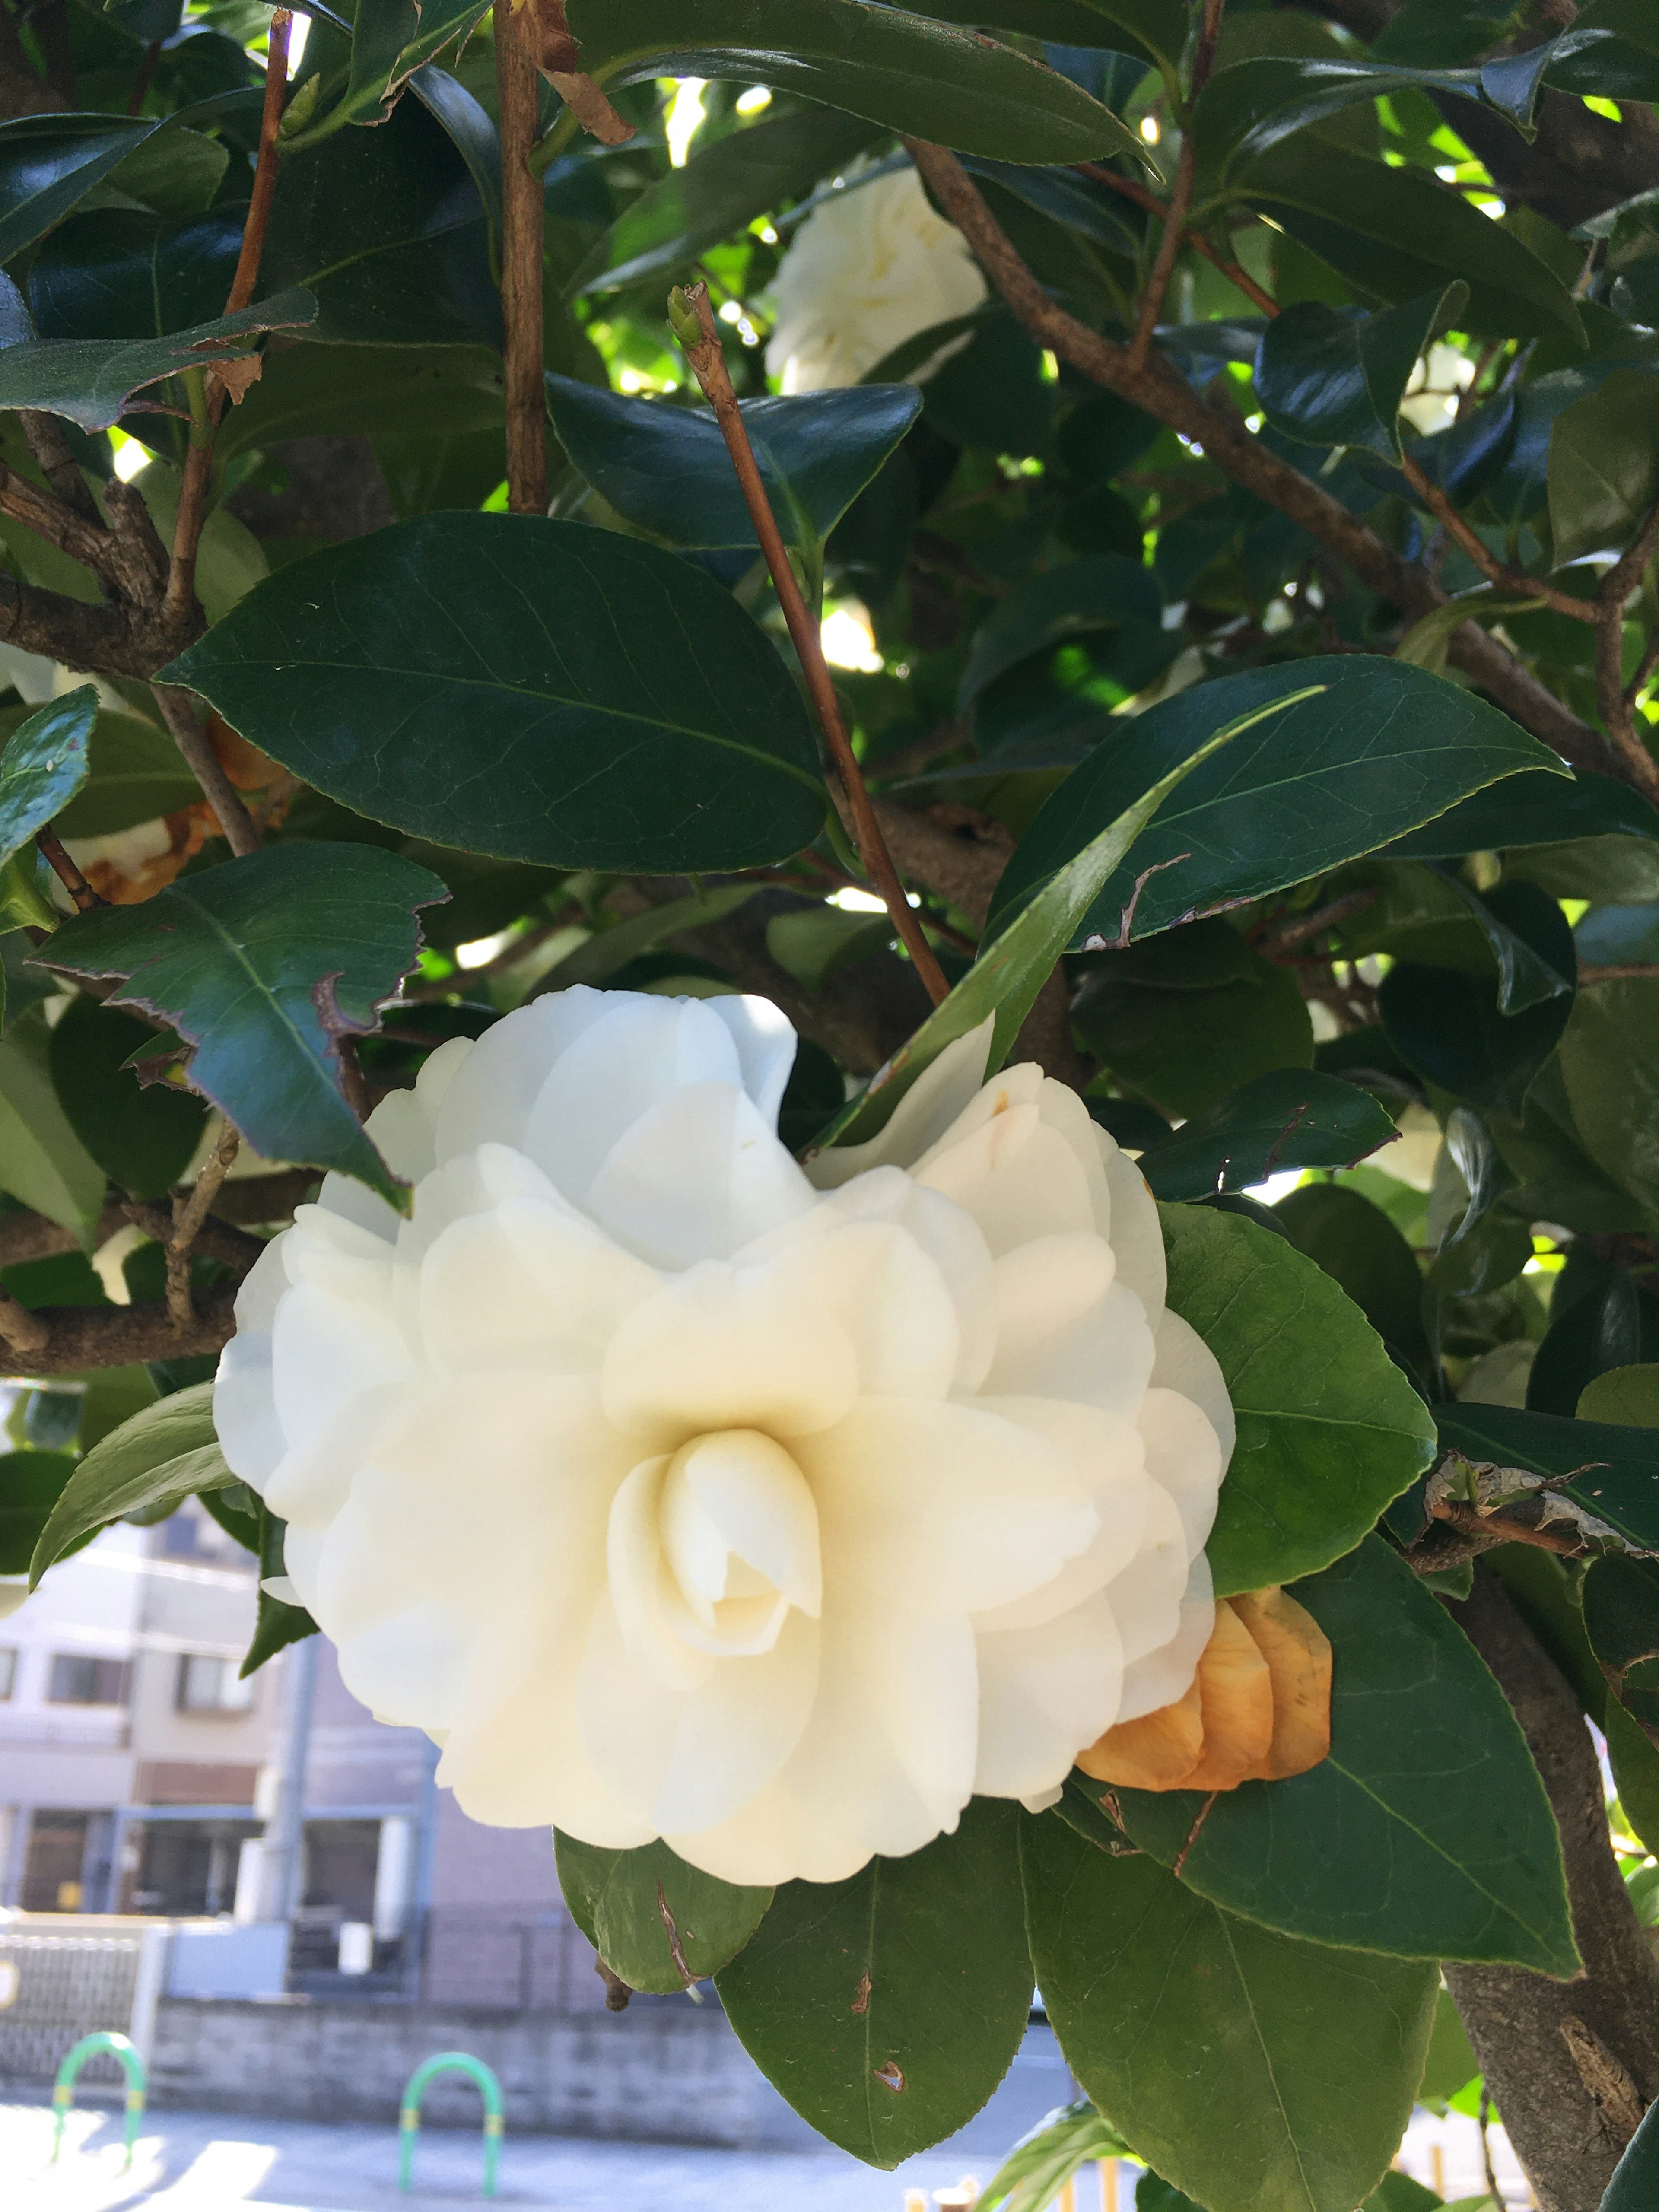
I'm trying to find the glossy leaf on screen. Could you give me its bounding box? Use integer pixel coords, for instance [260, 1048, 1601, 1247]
[820, 689, 1316, 1153]
[1548, 368, 1659, 566]
[1583, 1552, 1659, 1729]
[987, 658, 1563, 952]
[1255, 286, 1466, 461]
[242, 1503, 318, 1677]
[564, 0, 1143, 165]
[48, 996, 207, 1201]
[36, 844, 448, 1202]
[1435, 1401, 1659, 1553]
[29, 1381, 227, 1584]
[0, 288, 315, 432]
[1163, 1201, 1434, 1592]
[554, 1833, 772, 1993]
[1384, 769, 1659, 860]
[925, 0, 1187, 81]
[716, 1799, 1031, 2168]
[0, 1451, 80, 1576]
[1023, 1813, 1436, 2212]
[164, 516, 827, 874]
[957, 553, 1163, 711]
[0, 689, 95, 864]
[1605, 2100, 1659, 2212]
[1113, 1538, 1579, 1976]
[1557, 979, 1659, 1227]
[1275, 1180, 1436, 1386]
[214, 342, 506, 463]
[570, 105, 882, 297]
[1138, 1069, 1398, 1201]
[298, 0, 496, 148]
[545, 375, 922, 560]
[0, 112, 162, 265]
[27, 206, 243, 345]
[0, 1007, 108, 1243]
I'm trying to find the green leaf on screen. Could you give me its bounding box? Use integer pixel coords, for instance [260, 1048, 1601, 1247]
[715, 1798, 1032, 2168]
[289, 0, 495, 148]
[1607, 1695, 1659, 1859]
[1022, 1812, 1437, 2212]
[1583, 1552, 1659, 1728]
[541, 887, 757, 990]
[0, 289, 315, 433]
[1113, 1538, 1580, 1976]
[261, 90, 497, 347]
[1418, 1986, 1480, 2104]
[569, 104, 883, 298]
[1581, 1365, 1659, 1427]
[0, 112, 164, 265]
[820, 688, 1318, 1154]
[1194, 57, 1548, 184]
[924, 0, 1187, 82]
[1274, 1180, 1436, 1385]
[1162, 1202, 1436, 1594]
[28, 206, 243, 347]
[36, 843, 447, 1203]
[0, 1451, 79, 1575]
[44, 704, 203, 839]
[215, 343, 506, 464]
[0, 690, 95, 864]
[1604, 2100, 1659, 2212]
[241, 1503, 318, 1677]
[164, 515, 826, 874]
[1548, 0, 1659, 104]
[545, 375, 922, 564]
[0, 1007, 108, 1244]
[564, 0, 1144, 165]
[1255, 286, 1468, 461]
[1230, 139, 1585, 342]
[978, 2101, 1129, 2212]
[29, 1382, 227, 1586]
[986, 658, 1563, 953]
[1548, 368, 1659, 566]
[47, 995, 208, 1201]
[1557, 979, 1659, 1227]
[957, 553, 1164, 712]
[553, 1832, 772, 1993]
[1137, 1069, 1399, 1202]
[1435, 1401, 1659, 1553]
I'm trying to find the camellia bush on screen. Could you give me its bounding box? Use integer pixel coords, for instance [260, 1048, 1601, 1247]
[3, 0, 1659, 2207]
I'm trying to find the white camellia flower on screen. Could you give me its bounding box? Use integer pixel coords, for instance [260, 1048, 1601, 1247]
[765, 163, 988, 393]
[216, 990, 1233, 1886]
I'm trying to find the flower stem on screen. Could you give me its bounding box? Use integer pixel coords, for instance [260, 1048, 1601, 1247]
[671, 283, 951, 1007]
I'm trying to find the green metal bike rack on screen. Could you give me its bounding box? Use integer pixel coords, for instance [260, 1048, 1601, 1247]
[51, 2031, 147, 2169]
[398, 2050, 504, 2197]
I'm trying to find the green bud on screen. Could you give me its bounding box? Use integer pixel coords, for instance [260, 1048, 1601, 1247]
[277, 72, 324, 140]
[667, 286, 704, 350]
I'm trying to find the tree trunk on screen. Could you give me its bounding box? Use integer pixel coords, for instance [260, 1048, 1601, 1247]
[1445, 1569, 1659, 2212]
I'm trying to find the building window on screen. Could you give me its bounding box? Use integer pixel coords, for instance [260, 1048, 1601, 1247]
[0, 1647, 15, 1700]
[47, 1653, 130, 1706]
[176, 1654, 255, 1713]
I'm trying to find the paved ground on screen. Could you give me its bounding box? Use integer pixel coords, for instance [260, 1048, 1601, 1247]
[1, 2102, 1532, 2211]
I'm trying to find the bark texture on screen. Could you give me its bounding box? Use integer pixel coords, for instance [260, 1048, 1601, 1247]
[1445, 1569, 1659, 2212]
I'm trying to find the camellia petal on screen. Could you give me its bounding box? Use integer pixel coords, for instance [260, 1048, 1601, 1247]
[213, 989, 1235, 1886]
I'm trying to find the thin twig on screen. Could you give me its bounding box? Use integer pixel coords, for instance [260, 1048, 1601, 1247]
[167, 1121, 240, 1328]
[1581, 962, 1659, 982]
[1074, 163, 1279, 318]
[497, 0, 548, 514]
[121, 1200, 267, 1275]
[1259, 887, 1379, 956]
[35, 825, 104, 913]
[1128, 0, 1225, 372]
[1397, 454, 1593, 622]
[1172, 1790, 1220, 1880]
[672, 284, 950, 1006]
[151, 685, 260, 856]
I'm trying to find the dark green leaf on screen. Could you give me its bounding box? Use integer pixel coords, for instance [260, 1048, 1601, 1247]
[215, 343, 505, 464]
[1194, 57, 1548, 184]
[987, 658, 1563, 951]
[1114, 1538, 1579, 1976]
[0, 1450, 80, 1576]
[715, 1799, 1031, 2168]
[1548, 368, 1659, 566]
[0, 112, 162, 265]
[1547, 0, 1659, 103]
[45, 705, 203, 838]
[924, 0, 1186, 81]
[1274, 1180, 1435, 1384]
[1604, 2099, 1659, 2212]
[0, 690, 95, 864]
[163, 516, 827, 874]
[0, 289, 316, 433]
[1435, 1401, 1659, 1553]
[553, 1832, 772, 1993]
[1527, 1271, 1643, 1415]
[1023, 1812, 1436, 2212]
[1138, 1069, 1399, 1201]
[1255, 286, 1467, 461]
[1584, 1552, 1659, 1729]
[565, 0, 1144, 164]
[1557, 980, 1659, 1228]
[27, 207, 243, 344]
[36, 843, 447, 1202]
[957, 553, 1163, 712]
[1162, 1202, 1436, 1594]
[1384, 770, 1659, 861]
[299, 0, 496, 147]
[1072, 935, 1313, 1121]
[570, 105, 882, 297]
[242, 1504, 318, 1677]
[29, 1382, 226, 1585]
[545, 375, 921, 562]
[48, 995, 207, 1201]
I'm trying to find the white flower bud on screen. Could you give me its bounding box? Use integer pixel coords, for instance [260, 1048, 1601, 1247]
[765, 165, 988, 394]
[216, 990, 1233, 1885]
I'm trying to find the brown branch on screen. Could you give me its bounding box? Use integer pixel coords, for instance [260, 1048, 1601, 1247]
[167, 1121, 239, 1328]
[1398, 452, 1594, 623]
[673, 283, 950, 1007]
[151, 685, 260, 856]
[1444, 1569, 1659, 2212]
[903, 139, 1630, 788]
[0, 1283, 240, 1376]
[0, 1169, 315, 1278]
[224, 11, 289, 315]
[35, 826, 103, 913]
[1129, 0, 1224, 372]
[1258, 887, 1378, 955]
[1075, 165, 1279, 318]
[497, 0, 548, 514]
[1581, 962, 1659, 983]
[0, 1286, 49, 1354]
[18, 412, 102, 527]
[120, 1200, 266, 1277]
[0, 462, 120, 574]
